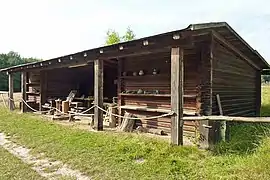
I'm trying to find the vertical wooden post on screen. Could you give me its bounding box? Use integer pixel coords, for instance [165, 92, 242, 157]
[8, 73, 14, 111]
[255, 70, 261, 116]
[117, 58, 123, 124]
[94, 59, 104, 130]
[171, 47, 184, 145]
[39, 71, 47, 111]
[198, 34, 213, 148]
[216, 94, 226, 142]
[21, 72, 27, 112]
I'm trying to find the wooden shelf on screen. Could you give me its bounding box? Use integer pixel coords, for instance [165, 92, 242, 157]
[119, 93, 170, 97]
[120, 74, 169, 79]
[184, 94, 197, 98]
[26, 92, 40, 96]
[119, 93, 197, 98]
[120, 105, 172, 113]
[120, 105, 197, 115]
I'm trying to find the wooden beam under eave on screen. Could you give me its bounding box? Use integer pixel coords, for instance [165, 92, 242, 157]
[8, 73, 14, 111]
[211, 30, 260, 70]
[21, 72, 27, 112]
[171, 47, 184, 145]
[94, 59, 104, 130]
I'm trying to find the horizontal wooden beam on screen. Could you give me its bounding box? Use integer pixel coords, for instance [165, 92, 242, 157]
[22, 60, 94, 72]
[4, 31, 193, 73]
[212, 30, 260, 70]
[184, 115, 270, 123]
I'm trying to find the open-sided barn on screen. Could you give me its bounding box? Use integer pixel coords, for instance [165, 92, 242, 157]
[1, 22, 269, 147]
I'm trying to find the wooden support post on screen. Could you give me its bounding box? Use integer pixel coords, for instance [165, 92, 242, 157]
[8, 73, 14, 111]
[198, 34, 213, 148]
[39, 71, 47, 111]
[171, 47, 184, 145]
[21, 72, 27, 112]
[217, 94, 226, 142]
[94, 59, 104, 130]
[117, 58, 123, 124]
[256, 70, 261, 116]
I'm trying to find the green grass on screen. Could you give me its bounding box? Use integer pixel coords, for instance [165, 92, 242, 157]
[0, 147, 44, 180]
[0, 87, 270, 179]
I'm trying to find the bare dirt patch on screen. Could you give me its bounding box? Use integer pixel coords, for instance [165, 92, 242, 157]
[0, 132, 90, 180]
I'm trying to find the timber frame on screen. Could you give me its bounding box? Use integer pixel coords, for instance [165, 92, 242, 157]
[1, 22, 269, 146]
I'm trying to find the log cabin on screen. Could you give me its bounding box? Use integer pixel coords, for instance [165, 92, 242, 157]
[1, 22, 269, 147]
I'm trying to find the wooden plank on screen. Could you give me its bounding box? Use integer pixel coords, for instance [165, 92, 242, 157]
[94, 59, 104, 130]
[212, 30, 260, 70]
[119, 93, 171, 97]
[120, 105, 172, 113]
[8, 73, 14, 111]
[4, 32, 193, 73]
[21, 72, 27, 112]
[170, 47, 184, 145]
[184, 116, 270, 123]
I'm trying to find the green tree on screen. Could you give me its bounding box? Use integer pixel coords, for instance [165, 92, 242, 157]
[105, 27, 136, 45]
[122, 27, 136, 42]
[105, 29, 121, 45]
[0, 51, 40, 91]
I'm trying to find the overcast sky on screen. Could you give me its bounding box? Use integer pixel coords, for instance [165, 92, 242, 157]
[0, 0, 269, 61]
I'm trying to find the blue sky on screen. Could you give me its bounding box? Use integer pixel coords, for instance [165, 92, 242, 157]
[0, 0, 269, 61]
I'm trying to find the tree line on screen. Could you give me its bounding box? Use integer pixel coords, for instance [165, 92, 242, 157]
[0, 51, 41, 91]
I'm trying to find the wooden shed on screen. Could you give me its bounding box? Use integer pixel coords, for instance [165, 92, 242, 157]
[1, 22, 269, 147]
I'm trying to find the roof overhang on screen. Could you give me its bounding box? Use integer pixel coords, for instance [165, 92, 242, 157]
[1, 22, 269, 73]
[188, 22, 270, 70]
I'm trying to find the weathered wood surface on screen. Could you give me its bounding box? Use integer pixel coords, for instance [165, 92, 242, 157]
[256, 70, 261, 116]
[94, 59, 104, 130]
[39, 71, 47, 111]
[217, 94, 226, 142]
[212, 30, 259, 70]
[118, 112, 134, 132]
[119, 48, 202, 136]
[27, 71, 41, 105]
[171, 47, 184, 145]
[212, 36, 257, 116]
[4, 31, 193, 73]
[21, 72, 27, 112]
[184, 116, 270, 123]
[8, 73, 14, 111]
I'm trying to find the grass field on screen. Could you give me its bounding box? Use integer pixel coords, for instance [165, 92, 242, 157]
[0, 87, 270, 179]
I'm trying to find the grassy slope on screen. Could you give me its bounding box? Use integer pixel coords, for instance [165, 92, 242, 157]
[0, 87, 270, 179]
[0, 147, 44, 180]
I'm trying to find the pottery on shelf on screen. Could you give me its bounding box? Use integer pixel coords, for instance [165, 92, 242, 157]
[152, 68, 158, 75]
[137, 89, 143, 94]
[133, 71, 137, 76]
[139, 70, 144, 76]
[122, 72, 127, 76]
[153, 90, 160, 94]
